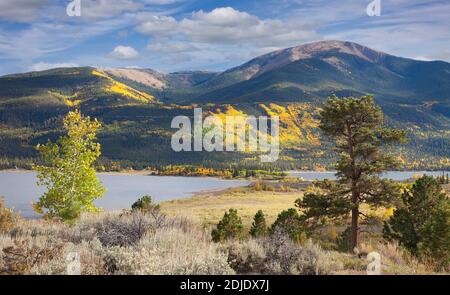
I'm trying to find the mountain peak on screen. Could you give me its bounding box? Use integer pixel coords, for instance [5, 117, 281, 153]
[287, 40, 386, 63]
[214, 40, 390, 84]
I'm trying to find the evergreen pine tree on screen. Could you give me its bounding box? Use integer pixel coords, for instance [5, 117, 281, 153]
[296, 95, 406, 250]
[250, 210, 268, 237]
[383, 176, 448, 261]
[211, 208, 244, 242]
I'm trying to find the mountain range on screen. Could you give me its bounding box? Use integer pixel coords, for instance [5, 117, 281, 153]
[0, 40, 449, 170]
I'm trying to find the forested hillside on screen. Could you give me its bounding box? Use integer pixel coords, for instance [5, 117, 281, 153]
[1, 41, 449, 171]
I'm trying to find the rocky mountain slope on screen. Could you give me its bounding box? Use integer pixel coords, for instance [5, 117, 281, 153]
[0, 40, 449, 170]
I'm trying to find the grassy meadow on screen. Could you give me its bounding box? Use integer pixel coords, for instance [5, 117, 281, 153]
[160, 187, 301, 230]
[160, 180, 405, 232]
[1, 176, 448, 275]
[0, 201, 439, 275]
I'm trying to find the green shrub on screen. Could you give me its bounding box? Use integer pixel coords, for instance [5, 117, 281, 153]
[418, 202, 450, 271]
[211, 209, 243, 242]
[270, 208, 305, 242]
[131, 195, 160, 212]
[249, 210, 268, 238]
[383, 176, 449, 269]
[336, 227, 352, 253]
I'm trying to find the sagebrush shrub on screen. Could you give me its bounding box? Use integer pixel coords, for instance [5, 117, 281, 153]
[0, 239, 64, 275]
[265, 228, 318, 274]
[223, 239, 266, 274]
[0, 197, 14, 233]
[223, 229, 342, 275]
[101, 228, 234, 275]
[91, 212, 156, 247]
[28, 239, 107, 275]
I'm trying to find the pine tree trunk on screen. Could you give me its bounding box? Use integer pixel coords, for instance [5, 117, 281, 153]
[351, 206, 358, 251]
[347, 121, 359, 252]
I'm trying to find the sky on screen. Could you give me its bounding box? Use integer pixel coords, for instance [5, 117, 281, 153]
[0, 0, 449, 75]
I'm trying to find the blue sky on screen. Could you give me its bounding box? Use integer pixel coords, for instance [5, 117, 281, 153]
[0, 0, 449, 75]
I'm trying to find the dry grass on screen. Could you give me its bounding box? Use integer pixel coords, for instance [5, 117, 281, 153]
[0, 211, 233, 275]
[0, 211, 442, 275]
[358, 241, 437, 274]
[0, 185, 446, 275]
[160, 188, 301, 230]
[159, 188, 394, 231]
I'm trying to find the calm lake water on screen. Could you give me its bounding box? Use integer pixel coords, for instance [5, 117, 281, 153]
[288, 170, 450, 181]
[1, 170, 448, 218]
[0, 171, 250, 218]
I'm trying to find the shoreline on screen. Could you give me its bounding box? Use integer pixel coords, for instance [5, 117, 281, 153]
[0, 169, 251, 179]
[2, 168, 449, 173]
[0, 168, 153, 176]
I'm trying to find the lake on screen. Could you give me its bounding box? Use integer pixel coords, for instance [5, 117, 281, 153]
[1, 170, 448, 218]
[288, 170, 450, 181]
[0, 171, 250, 218]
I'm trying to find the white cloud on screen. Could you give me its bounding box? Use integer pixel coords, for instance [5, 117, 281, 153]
[0, 0, 49, 22]
[134, 7, 319, 71]
[136, 15, 178, 34]
[110, 45, 140, 59]
[29, 62, 79, 72]
[1, 0, 449, 75]
[314, 0, 450, 63]
[0, 0, 187, 22]
[137, 7, 317, 47]
[0, 0, 185, 74]
[75, 0, 187, 20]
[189, 7, 258, 27]
[143, 0, 179, 4]
[80, 0, 141, 19]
